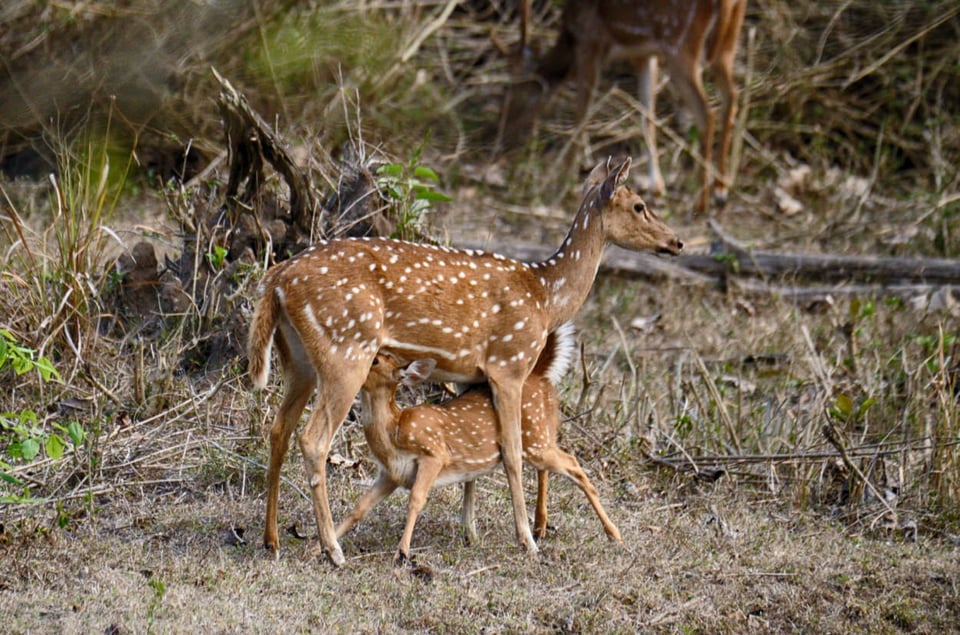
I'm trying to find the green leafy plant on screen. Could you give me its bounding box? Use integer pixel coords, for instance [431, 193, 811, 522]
[376, 144, 451, 240]
[207, 244, 229, 270]
[828, 393, 876, 425]
[147, 574, 167, 633]
[0, 329, 60, 382]
[0, 332, 84, 503]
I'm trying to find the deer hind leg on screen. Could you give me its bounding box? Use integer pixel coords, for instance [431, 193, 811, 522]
[710, 54, 740, 209]
[534, 469, 550, 540]
[636, 56, 666, 197]
[396, 457, 445, 565]
[298, 363, 369, 567]
[489, 377, 537, 554]
[263, 336, 316, 554]
[709, 0, 747, 209]
[666, 57, 714, 214]
[571, 43, 605, 166]
[336, 473, 398, 540]
[461, 480, 479, 545]
[533, 448, 622, 542]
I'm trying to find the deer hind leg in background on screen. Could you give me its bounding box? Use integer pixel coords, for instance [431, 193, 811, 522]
[660, 47, 717, 215]
[461, 480, 480, 545]
[707, 0, 748, 209]
[635, 55, 666, 199]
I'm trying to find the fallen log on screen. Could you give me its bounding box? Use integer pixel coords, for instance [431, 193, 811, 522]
[696, 220, 960, 285]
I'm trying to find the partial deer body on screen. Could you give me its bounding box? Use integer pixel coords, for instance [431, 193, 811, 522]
[529, 0, 747, 213]
[336, 322, 622, 563]
[248, 157, 680, 565]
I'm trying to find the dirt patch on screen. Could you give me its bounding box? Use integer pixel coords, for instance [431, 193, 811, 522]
[2, 473, 958, 633]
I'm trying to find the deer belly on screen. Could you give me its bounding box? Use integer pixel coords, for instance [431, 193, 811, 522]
[433, 459, 499, 488]
[384, 453, 498, 490]
[381, 454, 419, 488]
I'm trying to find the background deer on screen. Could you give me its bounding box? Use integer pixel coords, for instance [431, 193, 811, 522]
[248, 156, 681, 566]
[513, 0, 747, 213]
[337, 322, 622, 564]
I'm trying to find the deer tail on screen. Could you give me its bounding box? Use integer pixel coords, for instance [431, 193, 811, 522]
[248, 281, 280, 389]
[535, 322, 577, 386]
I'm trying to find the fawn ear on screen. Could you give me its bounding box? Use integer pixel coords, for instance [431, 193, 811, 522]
[400, 358, 437, 386]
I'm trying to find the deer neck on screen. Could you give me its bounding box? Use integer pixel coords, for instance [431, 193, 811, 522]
[359, 391, 400, 459]
[536, 197, 606, 329]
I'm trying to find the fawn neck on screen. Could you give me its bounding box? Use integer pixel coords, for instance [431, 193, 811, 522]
[359, 388, 400, 461]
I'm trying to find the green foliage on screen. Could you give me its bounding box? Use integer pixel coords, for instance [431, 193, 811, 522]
[147, 574, 167, 633]
[247, 6, 402, 96]
[0, 329, 60, 382]
[0, 334, 84, 503]
[207, 244, 229, 270]
[828, 393, 877, 425]
[376, 144, 451, 240]
[712, 252, 740, 273]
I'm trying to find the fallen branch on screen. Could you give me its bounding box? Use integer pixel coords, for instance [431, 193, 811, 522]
[702, 220, 960, 285]
[822, 421, 898, 527]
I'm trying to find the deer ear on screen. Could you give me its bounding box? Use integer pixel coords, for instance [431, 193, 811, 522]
[582, 159, 611, 196]
[598, 156, 633, 202]
[400, 358, 437, 386]
[614, 157, 632, 185]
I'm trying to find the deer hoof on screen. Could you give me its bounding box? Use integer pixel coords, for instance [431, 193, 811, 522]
[328, 546, 346, 567]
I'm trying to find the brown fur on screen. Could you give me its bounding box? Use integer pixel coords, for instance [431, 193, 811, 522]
[336, 326, 621, 563]
[248, 157, 680, 565]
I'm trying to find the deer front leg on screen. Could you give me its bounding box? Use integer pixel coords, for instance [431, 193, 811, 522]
[490, 379, 537, 555]
[336, 474, 398, 540]
[572, 46, 604, 165]
[666, 56, 714, 214]
[711, 55, 739, 209]
[396, 457, 445, 566]
[298, 391, 358, 567]
[534, 469, 550, 540]
[461, 480, 479, 545]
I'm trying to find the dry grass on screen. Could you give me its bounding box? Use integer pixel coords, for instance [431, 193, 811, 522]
[2, 0, 960, 632]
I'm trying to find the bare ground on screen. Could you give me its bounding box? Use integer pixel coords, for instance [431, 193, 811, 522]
[2, 265, 959, 634]
[2, 454, 958, 633]
[2, 1, 960, 633]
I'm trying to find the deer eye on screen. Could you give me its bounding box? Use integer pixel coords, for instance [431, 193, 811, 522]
[633, 202, 646, 214]
[372, 358, 380, 366]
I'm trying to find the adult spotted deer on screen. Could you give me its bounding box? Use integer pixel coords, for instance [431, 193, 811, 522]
[248, 157, 681, 566]
[518, 0, 747, 213]
[337, 322, 622, 564]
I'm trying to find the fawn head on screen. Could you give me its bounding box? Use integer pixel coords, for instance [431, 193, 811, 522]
[364, 355, 437, 395]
